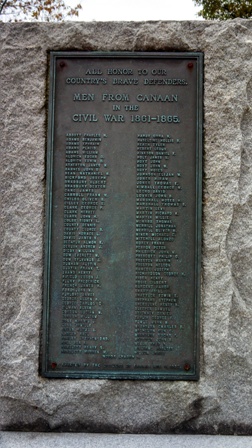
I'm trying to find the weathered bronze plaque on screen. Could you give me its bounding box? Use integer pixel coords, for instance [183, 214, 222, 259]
[42, 52, 202, 379]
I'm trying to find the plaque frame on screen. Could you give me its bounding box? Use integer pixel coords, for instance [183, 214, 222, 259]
[41, 52, 203, 380]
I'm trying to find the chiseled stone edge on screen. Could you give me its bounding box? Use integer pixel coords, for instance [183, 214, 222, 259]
[2, 432, 252, 448]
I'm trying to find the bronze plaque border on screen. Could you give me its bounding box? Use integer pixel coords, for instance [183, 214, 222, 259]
[41, 52, 203, 380]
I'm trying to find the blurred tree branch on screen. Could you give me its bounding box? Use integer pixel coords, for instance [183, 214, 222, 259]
[194, 0, 252, 19]
[0, 0, 82, 21]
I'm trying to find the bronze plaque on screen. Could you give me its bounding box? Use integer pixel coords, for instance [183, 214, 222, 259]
[42, 52, 202, 379]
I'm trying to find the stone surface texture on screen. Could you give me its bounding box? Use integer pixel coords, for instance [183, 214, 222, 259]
[2, 433, 252, 448]
[1, 20, 252, 434]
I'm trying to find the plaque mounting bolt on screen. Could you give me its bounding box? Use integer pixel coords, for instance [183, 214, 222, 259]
[51, 362, 57, 369]
[187, 62, 194, 69]
[184, 363, 191, 371]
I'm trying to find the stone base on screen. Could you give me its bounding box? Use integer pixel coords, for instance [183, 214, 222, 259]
[2, 433, 252, 448]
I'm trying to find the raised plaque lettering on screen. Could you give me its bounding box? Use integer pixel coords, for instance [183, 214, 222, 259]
[42, 52, 202, 379]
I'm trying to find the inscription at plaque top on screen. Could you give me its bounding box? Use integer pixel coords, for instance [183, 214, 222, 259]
[42, 52, 202, 380]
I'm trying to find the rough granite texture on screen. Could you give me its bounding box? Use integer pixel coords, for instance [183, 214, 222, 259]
[1, 20, 252, 434]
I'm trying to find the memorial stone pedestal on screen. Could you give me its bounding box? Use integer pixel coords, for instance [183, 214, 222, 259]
[1, 19, 252, 435]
